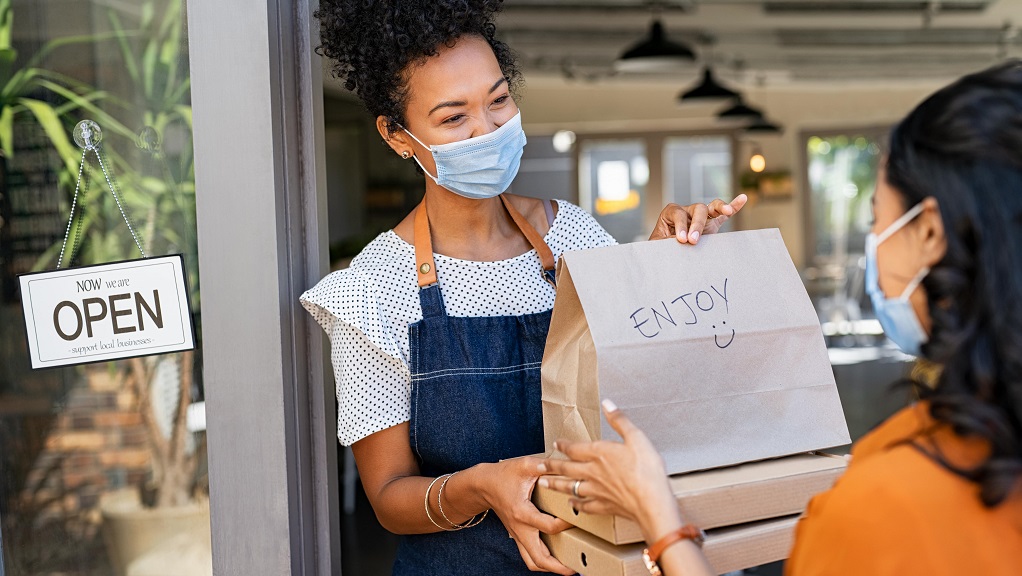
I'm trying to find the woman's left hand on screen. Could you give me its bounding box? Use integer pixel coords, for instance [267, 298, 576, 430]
[649, 194, 748, 244]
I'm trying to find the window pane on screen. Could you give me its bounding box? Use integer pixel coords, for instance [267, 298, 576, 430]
[663, 136, 732, 207]
[805, 132, 886, 345]
[806, 134, 883, 263]
[0, 1, 208, 574]
[579, 139, 647, 243]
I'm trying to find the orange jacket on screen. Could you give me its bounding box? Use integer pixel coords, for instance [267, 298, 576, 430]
[786, 401, 1022, 576]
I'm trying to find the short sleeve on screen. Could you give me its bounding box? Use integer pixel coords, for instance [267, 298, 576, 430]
[300, 267, 403, 362]
[329, 323, 410, 445]
[300, 267, 411, 445]
[547, 201, 619, 254]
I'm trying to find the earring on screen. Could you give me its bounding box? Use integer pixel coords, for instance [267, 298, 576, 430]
[401, 151, 410, 159]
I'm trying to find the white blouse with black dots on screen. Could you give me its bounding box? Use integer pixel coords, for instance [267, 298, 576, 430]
[300, 200, 618, 446]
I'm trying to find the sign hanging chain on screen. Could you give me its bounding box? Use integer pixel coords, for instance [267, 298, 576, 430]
[56, 120, 148, 269]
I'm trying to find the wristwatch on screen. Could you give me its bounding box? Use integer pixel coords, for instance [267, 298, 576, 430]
[642, 524, 706, 576]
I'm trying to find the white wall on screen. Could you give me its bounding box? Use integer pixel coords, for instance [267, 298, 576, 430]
[519, 75, 945, 268]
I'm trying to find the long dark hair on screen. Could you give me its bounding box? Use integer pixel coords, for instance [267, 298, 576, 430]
[886, 60, 1022, 506]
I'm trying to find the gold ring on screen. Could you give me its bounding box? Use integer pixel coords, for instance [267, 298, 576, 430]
[572, 479, 583, 499]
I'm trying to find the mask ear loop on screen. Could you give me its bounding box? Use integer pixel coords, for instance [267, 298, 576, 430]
[876, 202, 926, 244]
[874, 202, 930, 301]
[898, 265, 931, 301]
[398, 125, 440, 183]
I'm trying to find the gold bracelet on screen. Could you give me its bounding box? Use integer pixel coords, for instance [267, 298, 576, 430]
[462, 509, 489, 528]
[424, 475, 455, 531]
[438, 471, 489, 530]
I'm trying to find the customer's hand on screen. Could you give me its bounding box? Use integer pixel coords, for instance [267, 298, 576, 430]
[649, 194, 748, 244]
[539, 400, 683, 544]
[482, 456, 575, 575]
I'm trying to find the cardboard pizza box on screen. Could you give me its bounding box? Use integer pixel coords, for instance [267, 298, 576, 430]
[542, 515, 800, 576]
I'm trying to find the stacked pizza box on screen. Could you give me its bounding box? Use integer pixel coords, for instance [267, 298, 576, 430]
[535, 452, 847, 576]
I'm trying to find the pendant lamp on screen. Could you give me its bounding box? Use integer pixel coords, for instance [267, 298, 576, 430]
[678, 67, 739, 102]
[717, 97, 764, 120]
[616, 20, 696, 72]
[745, 116, 784, 134]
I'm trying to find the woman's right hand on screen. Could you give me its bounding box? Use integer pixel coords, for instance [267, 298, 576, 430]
[539, 400, 683, 544]
[481, 456, 575, 575]
[539, 401, 713, 576]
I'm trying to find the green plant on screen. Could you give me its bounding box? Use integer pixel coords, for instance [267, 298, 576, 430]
[0, 0, 134, 173]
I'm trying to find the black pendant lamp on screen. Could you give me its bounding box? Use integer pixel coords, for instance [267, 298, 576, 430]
[678, 67, 740, 102]
[616, 20, 696, 72]
[745, 115, 784, 134]
[717, 97, 764, 120]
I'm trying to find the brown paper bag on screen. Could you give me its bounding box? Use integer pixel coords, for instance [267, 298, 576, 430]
[541, 229, 850, 475]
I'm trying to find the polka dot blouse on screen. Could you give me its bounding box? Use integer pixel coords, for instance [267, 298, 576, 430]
[300, 200, 617, 446]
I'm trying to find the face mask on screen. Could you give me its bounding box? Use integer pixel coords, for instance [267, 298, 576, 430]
[865, 202, 930, 356]
[403, 111, 527, 200]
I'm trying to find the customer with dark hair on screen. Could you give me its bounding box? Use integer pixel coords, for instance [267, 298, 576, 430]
[541, 60, 1022, 575]
[302, 2, 745, 575]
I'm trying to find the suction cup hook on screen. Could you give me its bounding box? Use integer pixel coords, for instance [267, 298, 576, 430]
[136, 126, 162, 153]
[73, 120, 103, 151]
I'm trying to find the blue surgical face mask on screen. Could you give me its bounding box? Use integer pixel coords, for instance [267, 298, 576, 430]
[403, 111, 527, 200]
[865, 202, 930, 356]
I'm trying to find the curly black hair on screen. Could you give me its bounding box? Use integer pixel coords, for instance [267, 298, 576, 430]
[315, 0, 522, 135]
[887, 59, 1022, 507]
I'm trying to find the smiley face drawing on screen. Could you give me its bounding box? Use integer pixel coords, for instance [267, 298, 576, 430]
[712, 320, 735, 349]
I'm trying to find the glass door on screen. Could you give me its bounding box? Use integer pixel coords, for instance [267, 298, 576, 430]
[0, 1, 208, 573]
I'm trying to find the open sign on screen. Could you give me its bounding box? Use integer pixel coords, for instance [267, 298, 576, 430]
[19, 255, 196, 369]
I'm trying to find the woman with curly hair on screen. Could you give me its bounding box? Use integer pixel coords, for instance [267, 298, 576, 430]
[542, 60, 1022, 575]
[301, 1, 746, 574]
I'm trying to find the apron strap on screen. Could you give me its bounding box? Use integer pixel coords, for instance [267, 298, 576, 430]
[499, 195, 556, 272]
[413, 195, 557, 288]
[414, 199, 439, 288]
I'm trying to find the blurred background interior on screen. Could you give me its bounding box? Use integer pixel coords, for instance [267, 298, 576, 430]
[1, 0, 1019, 574]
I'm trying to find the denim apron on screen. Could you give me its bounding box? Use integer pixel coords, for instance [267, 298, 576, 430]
[392, 195, 557, 576]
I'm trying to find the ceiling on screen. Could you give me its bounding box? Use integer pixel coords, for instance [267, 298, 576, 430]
[494, 0, 1022, 85]
[315, 1, 1022, 97]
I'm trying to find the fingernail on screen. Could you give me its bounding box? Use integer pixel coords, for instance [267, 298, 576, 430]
[602, 399, 618, 413]
[553, 441, 560, 452]
[538, 477, 549, 488]
[690, 231, 700, 243]
[724, 206, 734, 215]
[537, 462, 548, 473]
